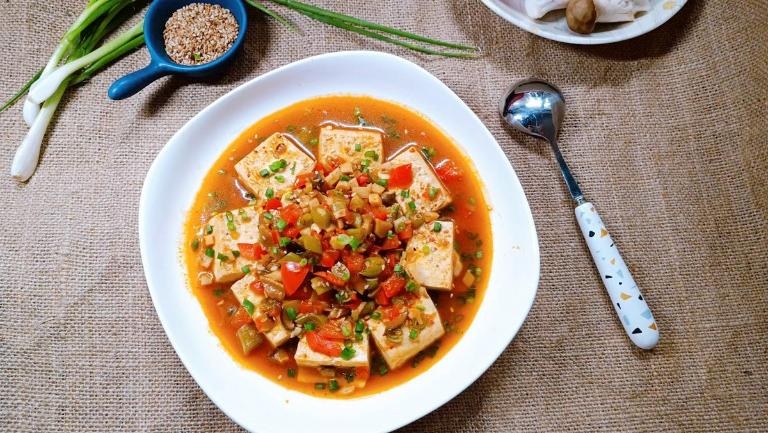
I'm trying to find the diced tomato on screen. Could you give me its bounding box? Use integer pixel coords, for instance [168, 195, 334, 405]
[284, 226, 301, 239]
[320, 250, 340, 267]
[249, 279, 265, 295]
[280, 204, 303, 225]
[230, 307, 252, 328]
[397, 224, 413, 241]
[375, 289, 390, 306]
[356, 173, 370, 186]
[381, 275, 406, 298]
[238, 243, 265, 260]
[294, 173, 313, 189]
[281, 261, 310, 296]
[356, 367, 370, 381]
[314, 163, 328, 176]
[383, 305, 403, 322]
[306, 331, 342, 357]
[387, 163, 413, 189]
[343, 253, 365, 274]
[370, 206, 389, 221]
[298, 299, 326, 314]
[379, 253, 399, 279]
[271, 229, 280, 245]
[380, 236, 401, 250]
[254, 317, 274, 333]
[317, 321, 346, 341]
[435, 159, 463, 183]
[314, 271, 346, 287]
[264, 198, 283, 210]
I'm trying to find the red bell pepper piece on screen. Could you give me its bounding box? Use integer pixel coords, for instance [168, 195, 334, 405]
[306, 331, 342, 357]
[281, 261, 310, 296]
[387, 163, 413, 189]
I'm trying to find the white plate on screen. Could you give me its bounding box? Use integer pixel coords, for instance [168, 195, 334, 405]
[139, 51, 539, 433]
[481, 0, 687, 44]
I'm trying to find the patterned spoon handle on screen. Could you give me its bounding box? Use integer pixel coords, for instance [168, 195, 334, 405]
[575, 202, 659, 349]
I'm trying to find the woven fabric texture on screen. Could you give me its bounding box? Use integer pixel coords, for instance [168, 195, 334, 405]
[1, 1, 766, 432]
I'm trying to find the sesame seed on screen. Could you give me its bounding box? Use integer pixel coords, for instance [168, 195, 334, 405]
[163, 3, 239, 66]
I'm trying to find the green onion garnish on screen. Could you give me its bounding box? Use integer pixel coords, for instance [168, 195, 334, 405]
[364, 150, 379, 161]
[242, 265, 251, 274]
[242, 299, 255, 315]
[304, 322, 316, 331]
[191, 238, 200, 250]
[206, 225, 214, 235]
[279, 237, 291, 247]
[433, 222, 442, 232]
[286, 306, 297, 320]
[275, 174, 285, 183]
[217, 253, 229, 262]
[328, 379, 340, 391]
[276, 218, 287, 231]
[265, 188, 274, 199]
[205, 248, 215, 258]
[354, 143, 362, 152]
[259, 168, 270, 177]
[287, 368, 297, 378]
[376, 178, 388, 187]
[314, 383, 325, 390]
[340, 347, 355, 360]
[409, 329, 418, 340]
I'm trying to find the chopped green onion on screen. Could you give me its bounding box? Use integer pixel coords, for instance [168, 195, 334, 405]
[349, 237, 362, 250]
[340, 347, 355, 360]
[354, 143, 362, 152]
[259, 168, 270, 177]
[242, 299, 255, 315]
[287, 368, 297, 378]
[304, 322, 316, 331]
[206, 225, 214, 235]
[276, 218, 287, 231]
[376, 178, 388, 187]
[213, 289, 226, 297]
[377, 363, 389, 376]
[232, 250, 241, 258]
[355, 321, 365, 333]
[227, 221, 237, 232]
[364, 150, 379, 161]
[191, 238, 200, 250]
[286, 306, 297, 320]
[265, 188, 274, 199]
[270, 159, 287, 172]
[264, 212, 274, 220]
[433, 222, 442, 232]
[370, 311, 382, 320]
[409, 329, 418, 340]
[407, 201, 416, 211]
[475, 250, 483, 259]
[271, 246, 280, 255]
[361, 159, 370, 168]
[421, 146, 437, 160]
[428, 187, 439, 199]
[340, 175, 351, 182]
[242, 265, 251, 274]
[217, 253, 229, 262]
[406, 280, 418, 292]
[328, 379, 340, 391]
[205, 248, 215, 258]
[314, 383, 325, 390]
[279, 237, 291, 247]
[400, 190, 410, 198]
[309, 138, 319, 145]
[275, 174, 285, 183]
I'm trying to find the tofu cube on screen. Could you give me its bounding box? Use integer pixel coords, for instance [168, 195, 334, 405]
[367, 289, 445, 369]
[207, 206, 261, 283]
[230, 274, 291, 347]
[318, 126, 384, 170]
[380, 145, 451, 214]
[402, 220, 455, 291]
[294, 332, 370, 368]
[235, 132, 314, 199]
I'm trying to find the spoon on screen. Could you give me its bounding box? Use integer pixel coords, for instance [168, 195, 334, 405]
[500, 78, 659, 350]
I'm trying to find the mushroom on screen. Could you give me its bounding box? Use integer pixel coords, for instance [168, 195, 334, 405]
[566, 0, 597, 34]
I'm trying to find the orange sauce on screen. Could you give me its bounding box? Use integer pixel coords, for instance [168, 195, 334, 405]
[183, 96, 492, 398]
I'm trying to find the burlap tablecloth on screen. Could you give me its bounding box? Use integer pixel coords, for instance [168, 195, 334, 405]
[1, 1, 766, 431]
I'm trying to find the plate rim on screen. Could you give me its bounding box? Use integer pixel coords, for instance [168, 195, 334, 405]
[139, 50, 540, 433]
[480, 0, 688, 45]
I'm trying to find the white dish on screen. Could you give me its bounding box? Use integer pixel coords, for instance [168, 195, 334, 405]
[481, 0, 687, 44]
[139, 51, 540, 433]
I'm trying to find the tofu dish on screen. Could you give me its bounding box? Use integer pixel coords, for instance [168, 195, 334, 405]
[184, 96, 491, 397]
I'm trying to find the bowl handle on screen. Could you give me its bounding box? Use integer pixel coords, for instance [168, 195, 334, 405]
[108, 62, 169, 100]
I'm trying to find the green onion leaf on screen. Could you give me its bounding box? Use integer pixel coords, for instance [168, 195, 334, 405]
[259, 168, 270, 178]
[286, 306, 297, 321]
[433, 222, 442, 232]
[265, 188, 274, 199]
[205, 248, 215, 258]
[340, 347, 355, 360]
[242, 299, 255, 315]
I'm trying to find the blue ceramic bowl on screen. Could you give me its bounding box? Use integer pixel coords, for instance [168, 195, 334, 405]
[108, 0, 248, 100]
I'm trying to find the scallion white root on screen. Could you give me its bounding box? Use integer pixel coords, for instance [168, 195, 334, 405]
[12, 82, 68, 182]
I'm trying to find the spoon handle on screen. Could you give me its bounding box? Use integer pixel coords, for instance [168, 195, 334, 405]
[574, 202, 659, 349]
